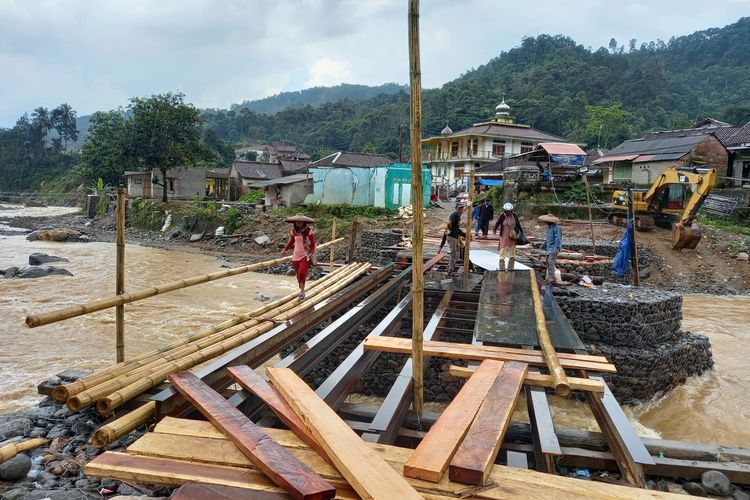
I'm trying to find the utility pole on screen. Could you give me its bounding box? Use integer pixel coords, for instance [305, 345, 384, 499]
[398, 125, 404, 163]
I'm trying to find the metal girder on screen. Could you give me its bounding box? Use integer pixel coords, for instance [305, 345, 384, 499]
[150, 265, 394, 418]
[367, 291, 453, 443]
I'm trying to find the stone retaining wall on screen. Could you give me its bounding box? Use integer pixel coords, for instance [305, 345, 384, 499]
[556, 284, 713, 404]
[354, 230, 403, 265]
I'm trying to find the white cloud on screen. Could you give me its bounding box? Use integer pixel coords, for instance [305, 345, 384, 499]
[0, 0, 747, 125]
[305, 57, 352, 88]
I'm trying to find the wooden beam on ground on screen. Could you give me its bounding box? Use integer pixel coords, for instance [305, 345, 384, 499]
[367, 290, 453, 443]
[173, 484, 292, 500]
[449, 361, 528, 485]
[404, 360, 505, 483]
[266, 367, 422, 500]
[226, 366, 332, 466]
[448, 365, 605, 393]
[168, 371, 335, 500]
[364, 337, 617, 373]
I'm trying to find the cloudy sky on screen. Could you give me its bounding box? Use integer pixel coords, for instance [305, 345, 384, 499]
[0, 0, 748, 126]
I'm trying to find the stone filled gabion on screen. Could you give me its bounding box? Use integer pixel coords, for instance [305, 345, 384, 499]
[556, 286, 683, 347]
[354, 230, 403, 265]
[545, 238, 653, 284]
[556, 283, 713, 404]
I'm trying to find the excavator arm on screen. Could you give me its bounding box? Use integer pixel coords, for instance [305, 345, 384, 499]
[651, 167, 717, 250]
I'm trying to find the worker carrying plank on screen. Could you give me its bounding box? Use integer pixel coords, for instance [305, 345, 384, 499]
[281, 213, 316, 300]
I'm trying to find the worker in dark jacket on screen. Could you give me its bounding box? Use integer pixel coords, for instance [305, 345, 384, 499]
[478, 199, 494, 238]
[446, 202, 467, 276]
[493, 203, 523, 271]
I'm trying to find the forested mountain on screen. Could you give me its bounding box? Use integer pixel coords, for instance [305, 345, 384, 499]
[202, 17, 750, 157]
[230, 83, 407, 115]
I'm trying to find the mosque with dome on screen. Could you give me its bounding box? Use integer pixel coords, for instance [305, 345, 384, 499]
[422, 97, 577, 188]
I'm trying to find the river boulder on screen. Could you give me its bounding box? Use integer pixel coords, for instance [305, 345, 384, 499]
[0, 266, 20, 278]
[15, 266, 74, 279]
[29, 253, 70, 266]
[26, 228, 83, 242]
[0, 453, 31, 481]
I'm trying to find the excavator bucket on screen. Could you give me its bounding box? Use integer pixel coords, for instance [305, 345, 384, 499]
[672, 222, 702, 250]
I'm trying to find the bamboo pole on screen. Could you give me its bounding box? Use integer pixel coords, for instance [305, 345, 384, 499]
[529, 271, 570, 397]
[330, 218, 336, 272]
[464, 165, 474, 281]
[53, 265, 352, 403]
[115, 188, 126, 363]
[582, 175, 597, 255]
[95, 263, 371, 415]
[26, 238, 344, 328]
[67, 264, 367, 413]
[0, 438, 48, 464]
[91, 402, 155, 448]
[408, 0, 425, 415]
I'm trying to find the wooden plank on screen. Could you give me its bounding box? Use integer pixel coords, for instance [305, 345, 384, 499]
[168, 372, 335, 500]
[266, 367, 422, 500]
[86, 441, 681, 499]
[226, 366, 332, 465]
[448, 365, 605, 393]
[449, 361, 528, 485]
[404, 360, 505, 483]
[364, 337, 617, 373]
[173, 484, 292, 500]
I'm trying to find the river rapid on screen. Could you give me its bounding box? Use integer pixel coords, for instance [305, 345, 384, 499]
[0, 204, 299, 412]
[0, 205, 748, 448]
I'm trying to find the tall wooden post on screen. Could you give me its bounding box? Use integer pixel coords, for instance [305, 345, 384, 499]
[464, 166, 474, 281]
[408, 0, 425, 415]
[348, 217, 361, 263]
[582, 175, 597, 255]
[329, 218, 336, 272]
[115, 188, 126, 363]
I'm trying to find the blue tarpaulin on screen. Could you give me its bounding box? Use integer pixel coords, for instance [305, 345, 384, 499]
[475, 179, 504, 186]
[612, 222, 632, 278]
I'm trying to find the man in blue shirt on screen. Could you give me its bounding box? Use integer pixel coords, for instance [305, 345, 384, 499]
[539, 213, 562, 283]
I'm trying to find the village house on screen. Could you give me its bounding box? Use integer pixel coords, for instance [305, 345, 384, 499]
[475, 142, 589, 185]
[422, 98, 567, 190]
[305, 151, 430, 208]
[124, 168, 206, 201]
[205, 168, 230, 199]
[594, 132, 729, 186]
[234, 141, 310, 163]
[249, 173, 312, 208]
[228, 160, 283, 200]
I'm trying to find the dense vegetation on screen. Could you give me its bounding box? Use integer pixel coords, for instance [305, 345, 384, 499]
[202, 17, 750, 157]
[230, 83, 406, 115]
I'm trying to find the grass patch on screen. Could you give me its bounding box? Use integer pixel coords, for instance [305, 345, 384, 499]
[239, 190, 264, 204]
[129, 199, 165, 230]
[697, 215, 750, 236]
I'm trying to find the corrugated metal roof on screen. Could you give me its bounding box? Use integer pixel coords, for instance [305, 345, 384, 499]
[249, 174, 310, 188]
[425, 122, 565, 143]
[592, 154, 638, 164]
[232, 161, 283, 180]
[311, 151, 392, 168]
[633, 152, 686, 163]
[607, 135, 708, 156]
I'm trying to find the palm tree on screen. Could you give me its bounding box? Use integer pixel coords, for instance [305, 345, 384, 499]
[51, 104, 78, 150]
[31, 107, 53, 153]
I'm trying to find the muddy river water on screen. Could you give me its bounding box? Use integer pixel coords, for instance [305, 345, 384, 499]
[1, 205, 748, 448]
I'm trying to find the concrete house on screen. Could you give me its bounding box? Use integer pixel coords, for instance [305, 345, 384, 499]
[228, 160, 283, 200]
[249, 173, 312, 208]
[124, 168, 206, 200]
[594, 133, 728, 186]
[306, 152, 431, 208]
[422, 98, 567, 189]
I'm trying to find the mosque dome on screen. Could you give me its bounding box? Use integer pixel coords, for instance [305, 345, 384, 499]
[440, 125, 453, 135]
[495, 97, 510, 115]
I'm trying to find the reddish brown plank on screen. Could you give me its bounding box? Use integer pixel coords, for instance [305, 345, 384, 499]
[173, 483, 292, 500]
[168, 371, 335, 500]
[227, 366, 333, 465]
[403, 360, 505, 483]
[449, 361, 529, 485]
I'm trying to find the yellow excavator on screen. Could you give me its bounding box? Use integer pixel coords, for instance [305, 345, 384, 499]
[609, 166, 717, 250]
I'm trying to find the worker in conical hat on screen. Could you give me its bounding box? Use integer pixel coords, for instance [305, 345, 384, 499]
[281, 213, 316, 300]
[539, 214, 562, 283]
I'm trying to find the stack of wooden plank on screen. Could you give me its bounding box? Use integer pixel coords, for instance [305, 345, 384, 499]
[84, 364, 679, 499]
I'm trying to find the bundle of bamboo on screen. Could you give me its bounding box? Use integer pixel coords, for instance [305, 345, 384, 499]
[84, 263, 371, 448]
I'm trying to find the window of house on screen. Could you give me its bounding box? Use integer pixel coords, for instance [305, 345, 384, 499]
[468, 138, 478, 156]
[492, 139, 506, 157]
[455, 167, 464, 178]
[436, 143, 442, 157]
[450, 141, 459, 157]
[134, 178, 142, 185]
[521, 141, 534, 154]
[168, 179, 175, 192]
